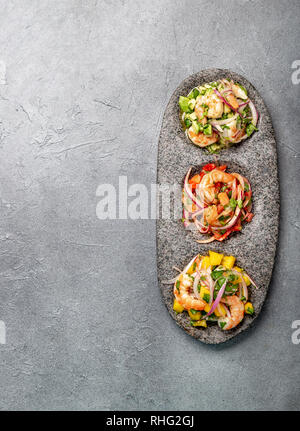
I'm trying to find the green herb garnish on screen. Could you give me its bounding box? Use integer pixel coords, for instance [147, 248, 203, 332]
[246, 123, 258, 137]
[203, 293, 210, 303]
[229, 198, 237, 209]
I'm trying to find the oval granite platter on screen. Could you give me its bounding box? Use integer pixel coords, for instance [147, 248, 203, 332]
[156, 69, 279, 344]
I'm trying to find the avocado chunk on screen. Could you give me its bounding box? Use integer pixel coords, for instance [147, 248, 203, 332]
[179, 96, 191, 113]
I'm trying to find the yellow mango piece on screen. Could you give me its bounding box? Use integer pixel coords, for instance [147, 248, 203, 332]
[188, 309, 201, 320]
[191, 320, 207, 328]
[209, 250, 224, 266]
[204, 303, 226, 317]
[245, 302, 254, 315]
[243, 274, 251, 286]
[215, 303, 226, 317]
[221, 255, 236, 270]
[233, 266, 251, 285]
[187, 260, 197, 275]
[204, 303, 211, 313]
[233, 266, 243, 273]
[173, 299, 184, 313]
[200, 256, 210, 270]
[199, 285, 210, 303]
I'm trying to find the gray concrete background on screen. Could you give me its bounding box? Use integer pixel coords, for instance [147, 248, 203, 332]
[0, 0, 299, 411]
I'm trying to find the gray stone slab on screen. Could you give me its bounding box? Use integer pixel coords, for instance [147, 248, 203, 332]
[157, 69, 279, 343]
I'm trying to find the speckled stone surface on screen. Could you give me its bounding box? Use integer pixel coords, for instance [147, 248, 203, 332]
[157, 69, 279, 344]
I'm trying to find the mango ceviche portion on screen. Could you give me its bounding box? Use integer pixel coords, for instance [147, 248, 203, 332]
[169, 251, 257, 331]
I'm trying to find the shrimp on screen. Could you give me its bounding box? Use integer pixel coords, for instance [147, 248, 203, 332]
[220, 78, 247, 102]
[197, 92, 223, 119]
[225, 93, 239, 110]
[219, 295, 244, 330]
[204, 205, 219, 226]
[199, 169, 235, 203]
[194, 101, 207, 125]
[224, 118, 246, 143]
[174, 274, 206, 311]
[187, 127, 219, 148]
[210, 169, 235, 184]
[231, 83, 248, 100]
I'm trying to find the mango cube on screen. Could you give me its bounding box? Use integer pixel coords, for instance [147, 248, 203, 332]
[209, 250, 224, 266]
[243, 274, 251, 286]
[188, 309, 201, 320]
[245, 302, 254, 315]
[204, 303, 226, 317]
[199, 285, 210, 303]
[187, 260, 197, 275]
[201, 256, 210, 270]
[233, 266, 243, 273]
[233, 265, 251, 285]
[173, 299, 184, 313]
[221, 255, 236, 270]
[204, 303, 211, 314]
[191, 320, 207, 328]
[215, 303, 226, 317]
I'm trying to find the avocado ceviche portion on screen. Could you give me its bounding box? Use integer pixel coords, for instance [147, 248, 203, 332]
[179, 79, 259, 153]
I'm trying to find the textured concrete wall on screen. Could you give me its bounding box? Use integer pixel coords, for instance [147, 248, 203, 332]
[0, 0, 299, 410]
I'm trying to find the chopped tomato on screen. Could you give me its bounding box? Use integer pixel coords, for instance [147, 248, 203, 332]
[202, 163, 216, 172]
[189, 174, 201, 185]
[232, 220, 242, 231]
[214, 182, 223, 189]
[245, 212, 254, 222]
[199, 171, 205, 181]
[218, 165, 227, 171]
[245, 191, 252, 198]
[214, 230, 232, 242]
[217, 204, 224, 214]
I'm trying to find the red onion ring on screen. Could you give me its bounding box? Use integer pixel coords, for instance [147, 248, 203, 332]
[211, 113, 238, 126]
[213, 88, 241, 116]
[193, 273, 201, 299]
[184, 168, 205, 210]
[245, 273, 259, 289]
[196, 236, 215, 244]
[249, 100, 258, 126]
[203, 279, 227, 319]
[231, 269, 248, 301]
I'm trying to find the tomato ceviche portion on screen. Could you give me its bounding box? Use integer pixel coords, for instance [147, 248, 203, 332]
[166, 251, 258, 330]
[182, 163, 254, 243]
[179, 78, 259, 153]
